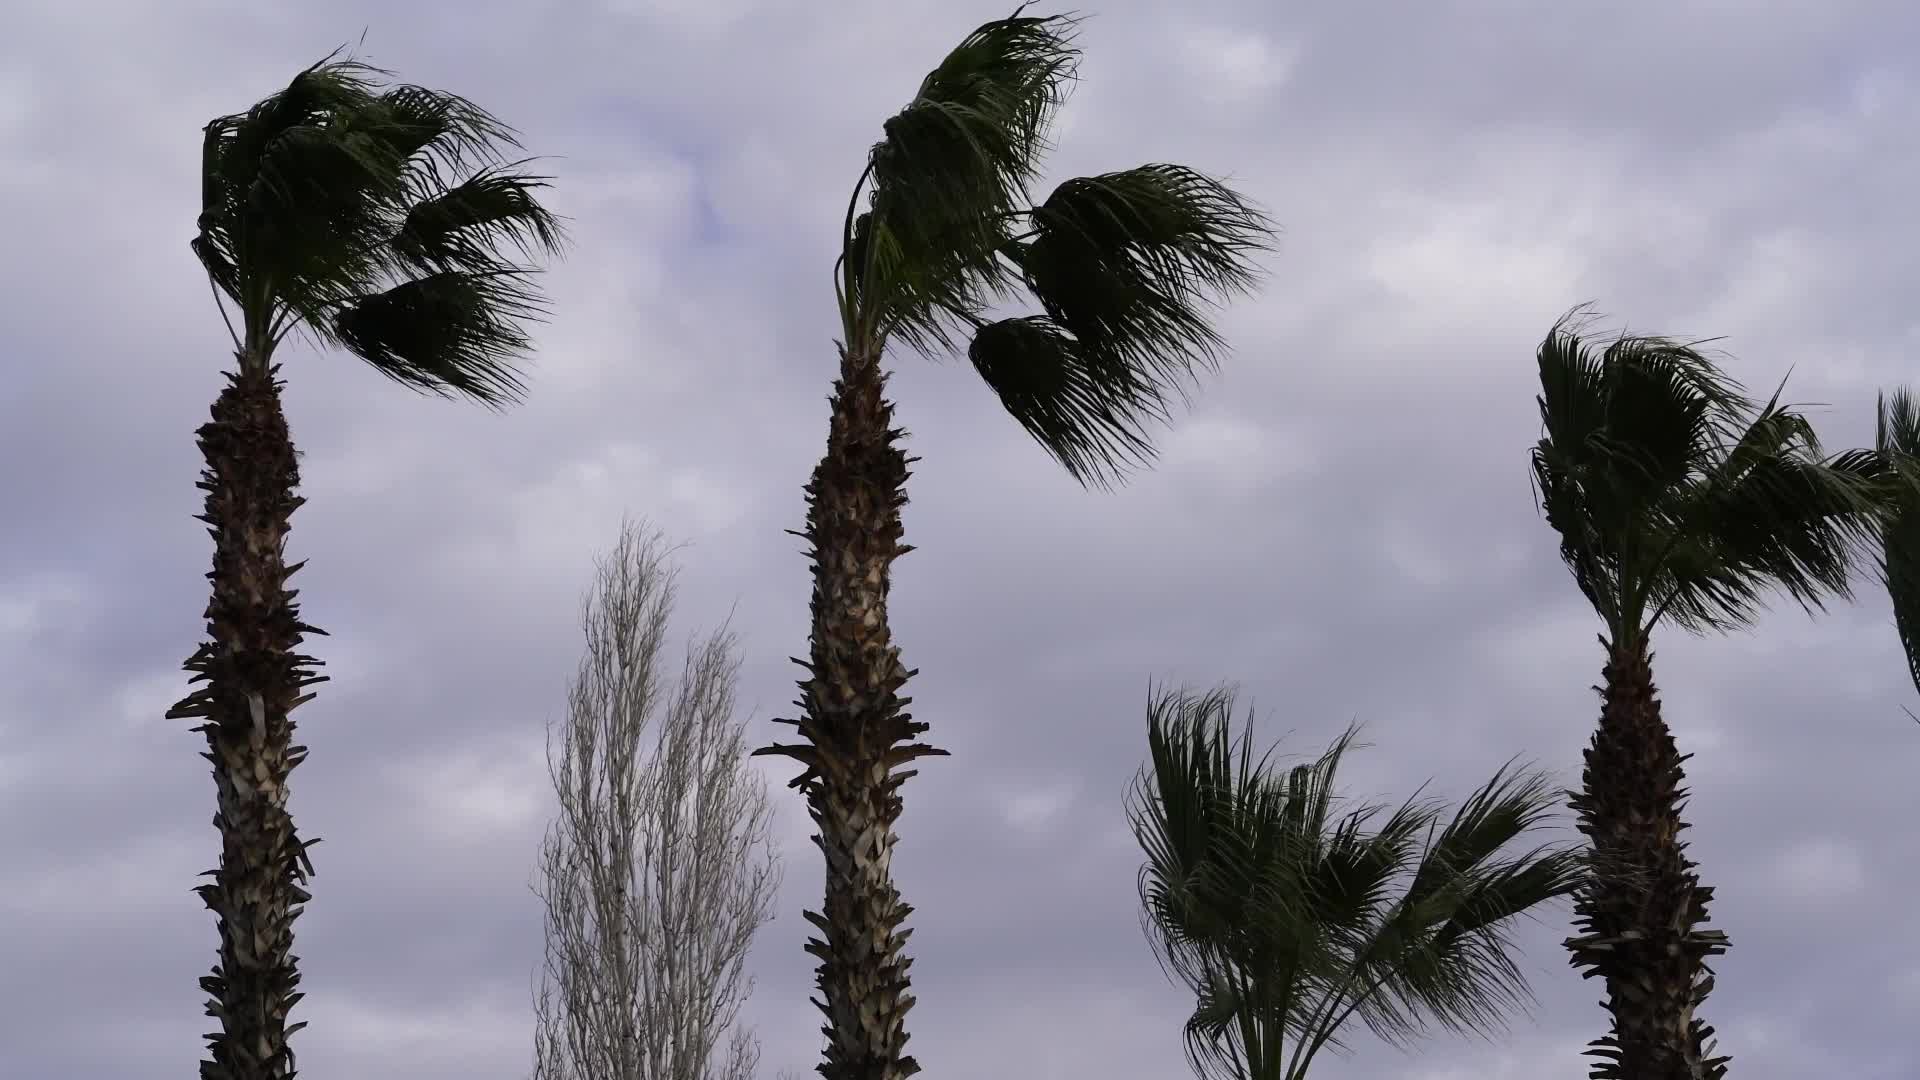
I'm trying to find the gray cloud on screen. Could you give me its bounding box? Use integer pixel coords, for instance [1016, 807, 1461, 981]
[4, 1, 1919, 1078]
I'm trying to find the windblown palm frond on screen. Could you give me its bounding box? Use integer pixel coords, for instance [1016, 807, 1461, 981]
[1874, 388, 1920, 700]
[1530, 310, 1882, 644]
[977, 164, 1270, 485]
[1129, 686, 1582, 1080]
[836, 6, 1276, 488]
[850, 8, 1079, 350]
[194, 49, 565, 404]
[332, 269, 542, 403]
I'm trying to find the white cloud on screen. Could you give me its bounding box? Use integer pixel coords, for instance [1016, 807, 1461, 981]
[1174, 23, 1300, 105]
[996, 778, 1080, 833]
[1772, 835, 1870, 904]
[385, 732, 551, 845]
[298, 988, 534, 1075]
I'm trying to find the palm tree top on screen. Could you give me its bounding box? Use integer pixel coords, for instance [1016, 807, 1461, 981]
[1530, 307, 1884, 647]
[195, 49, 567, 406]
[838, 6, 1277, 488]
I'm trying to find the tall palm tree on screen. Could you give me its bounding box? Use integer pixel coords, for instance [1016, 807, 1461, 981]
[1529, 311, 1883, 1080]
[750, 10, 1274, 1080]
[164, 53, 562, 1080]
[1129, 685, 1584, 1080]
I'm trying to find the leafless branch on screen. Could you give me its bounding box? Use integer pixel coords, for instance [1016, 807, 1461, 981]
[533, 518, 781, 1080]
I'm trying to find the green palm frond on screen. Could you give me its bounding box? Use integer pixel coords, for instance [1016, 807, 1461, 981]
[835, 9, 1276, 488]
[1397, 763, 1558, 918]
[331, 269, 540, 406]
[1671, 423, 1880, 623]
[391, 165, 562, 272]
[1530, 320, 1745, 614]
[196, 58, 403, 320]
[1643, 417, 1880, 636]
[1530, 310, 1881, 644]
[985, 164, 1271, 486]
[196, 53, 390, 227]
[1875, 388, 1920, 700]
[856, 7, 1081, 351]
[966, 316, 1160, 485]
[1019, 165, 1266, 368]
[370, 82, 521, 172]
[195, 49, 565, 402]
[1129, 685, 1577, 1080]
[1353, 766, 1582, 1051]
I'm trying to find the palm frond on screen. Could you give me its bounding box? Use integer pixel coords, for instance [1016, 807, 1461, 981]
[1639, 386, 1881, 634]
[330, 270, 542, 406]
[1529, 310, 1880, 643]
[391, 164, 564, 273]
[858, 8, 1081, 352]
[197, 50, 564, 398]
[1130, 685, 1574, 1080]
[1019, 164, 1267, 370]
[1396, 762, 1559, 919]
[977, 164, 1272, 485]
[833, 10, 1275, 491]
[372, 82, 521, 172]
[966, 316, 1159, 487]
[1134, 685, 1261, 958]
[1530, 318, 1737, 632]
[246, 121, 414, 326]
[1353, 767, 1582, 1050]
[1531, 319, 1746, 550]
[195, 54, 398, 318]
[1664, 436, 1881, 630]
[1876, 387, 1920, 700]
[199, 52, 392, 212]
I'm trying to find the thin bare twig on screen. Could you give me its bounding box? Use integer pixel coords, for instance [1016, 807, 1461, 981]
[533, 519, 781, 1080]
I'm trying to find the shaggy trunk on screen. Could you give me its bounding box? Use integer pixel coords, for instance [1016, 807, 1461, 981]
[1566, 638, 1730, 1080]
[756, 347, 946, 1080]
[167, 357, 326, 1080]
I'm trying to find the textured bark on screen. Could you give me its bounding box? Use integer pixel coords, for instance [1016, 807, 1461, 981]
[756, 348, 946, 1080]
[1566, 639, 1729, 1080]
[167, 358, 326, 1080]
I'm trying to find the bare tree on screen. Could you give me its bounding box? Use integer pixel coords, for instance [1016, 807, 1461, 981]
[534, 519, 781, 1080]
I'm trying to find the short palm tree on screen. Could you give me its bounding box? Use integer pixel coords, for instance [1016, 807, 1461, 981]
[164, 54, 562, 1080]
[750, 10, 1273, 1080]
[1129, 685, 1584, 1080]
[1529, 311, 1883, 1080]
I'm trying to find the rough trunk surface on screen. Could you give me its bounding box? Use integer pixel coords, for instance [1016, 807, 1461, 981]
[1566, 638, 1729, 1080]
[755, 348, 946, 1080]
[167, 359, 327, 1080]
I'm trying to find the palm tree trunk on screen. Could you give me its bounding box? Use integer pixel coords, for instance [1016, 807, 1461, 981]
[167, 357, 326, 1080]
[759, 347, 946, 1080]
[1566, 638, 1730, 1080]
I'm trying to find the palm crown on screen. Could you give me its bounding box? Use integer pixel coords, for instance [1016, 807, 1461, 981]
[837, 8, 1274, 487]
[194, 51, 564, 405]
[1530, 310, 1884, 648]
[1131, 686, 1583, 1080]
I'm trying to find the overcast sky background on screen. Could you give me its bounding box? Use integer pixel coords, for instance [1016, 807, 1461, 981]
[4, 0, 1920, 1077]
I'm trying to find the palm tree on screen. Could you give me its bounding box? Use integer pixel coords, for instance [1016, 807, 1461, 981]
[1129, 685, 1584, 1080]
[1873, 388, 1920, 705]
[750, 10, 1274, 1080]
[1529, 311, 1883, 1080]
[164, 53, 563, 1080]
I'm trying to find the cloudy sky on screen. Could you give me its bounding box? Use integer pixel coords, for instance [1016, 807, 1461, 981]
[5, 0, 1920, 1077]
